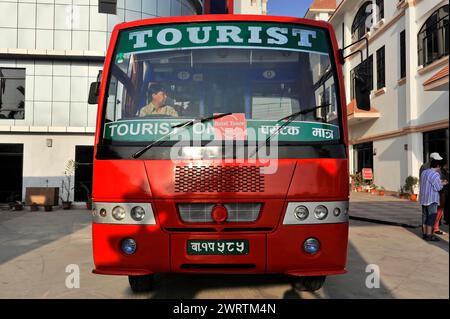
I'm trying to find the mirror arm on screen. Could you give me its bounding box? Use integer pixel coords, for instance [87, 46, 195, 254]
[339, 37, 369, 64]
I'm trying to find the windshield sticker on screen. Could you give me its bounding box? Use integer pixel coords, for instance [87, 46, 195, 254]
[104, 119, 339, 142]
[214, 113, 247, 140]
[117, 22, 329, 56]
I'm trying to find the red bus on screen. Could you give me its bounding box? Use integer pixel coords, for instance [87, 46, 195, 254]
[89, 14, 370, 293]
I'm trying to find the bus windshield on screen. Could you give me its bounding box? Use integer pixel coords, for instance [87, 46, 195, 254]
[103, 22, 340, 144]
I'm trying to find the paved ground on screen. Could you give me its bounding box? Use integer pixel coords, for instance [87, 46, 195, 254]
[349, 191, 424, 226]
[0, 193, 448, 299]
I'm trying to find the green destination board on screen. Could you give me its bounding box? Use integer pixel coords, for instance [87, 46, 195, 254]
[117, 22, 329, 57]
[104, 119, 339, 143]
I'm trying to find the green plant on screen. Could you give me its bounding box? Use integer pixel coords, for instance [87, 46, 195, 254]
[60, 160, 77, 203]
[404, 176, 419, 194]
[352, 173, 364, 187]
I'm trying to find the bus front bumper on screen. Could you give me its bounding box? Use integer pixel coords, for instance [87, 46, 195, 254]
[92, 223, 348, 277]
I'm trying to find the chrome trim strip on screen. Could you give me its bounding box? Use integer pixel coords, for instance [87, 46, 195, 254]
[92, 202, 156, 225]
[283, 201, 349, 225]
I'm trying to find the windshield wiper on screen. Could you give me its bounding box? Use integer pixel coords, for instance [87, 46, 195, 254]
[249, 103, 331, 158]
[131, 112, 232, 159]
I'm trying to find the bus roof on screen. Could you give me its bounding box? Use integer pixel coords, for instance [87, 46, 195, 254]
[112, 14, 334, 34]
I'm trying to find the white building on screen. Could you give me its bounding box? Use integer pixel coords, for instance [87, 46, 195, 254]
[304, 0, 336, 21]
[233, 0, 267, 15]
[309, 0, 449, 192]
[0, 0, 203, 204]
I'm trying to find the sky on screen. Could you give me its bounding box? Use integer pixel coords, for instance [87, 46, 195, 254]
[267, 0, 314, 18]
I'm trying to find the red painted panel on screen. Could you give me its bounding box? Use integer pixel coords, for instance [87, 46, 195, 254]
[287, 159, 349, 200]
[92, 160, 152, 201]
[92, 224, 169, 273]
[267, 223, 348, 274]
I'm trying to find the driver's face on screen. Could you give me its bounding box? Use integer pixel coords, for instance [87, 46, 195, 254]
[152, 90, 167, 107]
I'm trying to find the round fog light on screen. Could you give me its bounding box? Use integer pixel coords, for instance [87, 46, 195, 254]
[121, 238, 137, 255]
[294, 206, 309, 221]
[303, 238, 320, 255]
[131, 206, 145, 221]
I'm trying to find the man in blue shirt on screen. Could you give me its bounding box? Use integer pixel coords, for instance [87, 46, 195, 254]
[420, 159, 448, 241]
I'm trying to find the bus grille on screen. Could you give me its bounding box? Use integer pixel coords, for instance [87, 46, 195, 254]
[174, 166, 264, 193]
[178, 203, 262, 223]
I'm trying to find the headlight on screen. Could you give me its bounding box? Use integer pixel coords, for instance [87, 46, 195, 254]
[131, 206, 145, 221]
[112, 206, 126, 221]
[314, 205, 328, 220]
[294, 205, 309, 221]
[333, 207, 341, 217]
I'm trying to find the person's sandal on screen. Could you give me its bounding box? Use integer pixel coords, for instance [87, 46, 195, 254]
[434, 230, 446, 235]
[425, 235, 440, 242]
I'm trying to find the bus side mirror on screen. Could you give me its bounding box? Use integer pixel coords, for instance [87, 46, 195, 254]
[354, 63, 371, 111]
[88, 70, 102, 105]
[88, 82, 100, 104]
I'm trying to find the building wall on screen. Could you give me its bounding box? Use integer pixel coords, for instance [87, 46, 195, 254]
[0, 133, 93, 201]
[233, 0, 267, 15]
[0, 0, 198, 51]
[0, 0, 201, 202]
[329, 0, 449, 192]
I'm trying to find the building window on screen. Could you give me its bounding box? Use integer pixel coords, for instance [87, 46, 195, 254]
[352, 2, 372, 41]
[400, 30, 406, 78]
[376, 46, 385, 89]
[350, 55, 373, 100]
[418, 5, 449, 66]
[376, 0, 384, 21]
[0, 68, 25, 120]
[352, 1, 383, 41]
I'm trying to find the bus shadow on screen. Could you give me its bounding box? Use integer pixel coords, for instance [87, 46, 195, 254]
[113, 238, 395, 299]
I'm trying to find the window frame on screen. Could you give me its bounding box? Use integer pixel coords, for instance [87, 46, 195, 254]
[400, 30, 406, 79]
[0, 67, 26, 120]
[376, 46, 385, 90]
[417, 5, 449, 67]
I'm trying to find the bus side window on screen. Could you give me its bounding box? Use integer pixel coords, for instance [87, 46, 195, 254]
[105, 76, 118, 121]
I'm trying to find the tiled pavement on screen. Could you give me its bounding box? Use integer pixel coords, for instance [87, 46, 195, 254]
[350, 191, 425, 227]
[0, 200, 448, 298]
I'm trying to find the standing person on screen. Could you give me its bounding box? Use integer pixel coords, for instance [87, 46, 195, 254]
[420, 152, 443, 179]
[435, 163, 449, 231]
[419, 159, 448, 241]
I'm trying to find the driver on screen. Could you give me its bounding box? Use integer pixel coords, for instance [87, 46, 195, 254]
[139, 84, 178, 117]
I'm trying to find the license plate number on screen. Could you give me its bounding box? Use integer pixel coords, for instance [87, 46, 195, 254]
[187, 240, 249, 255]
